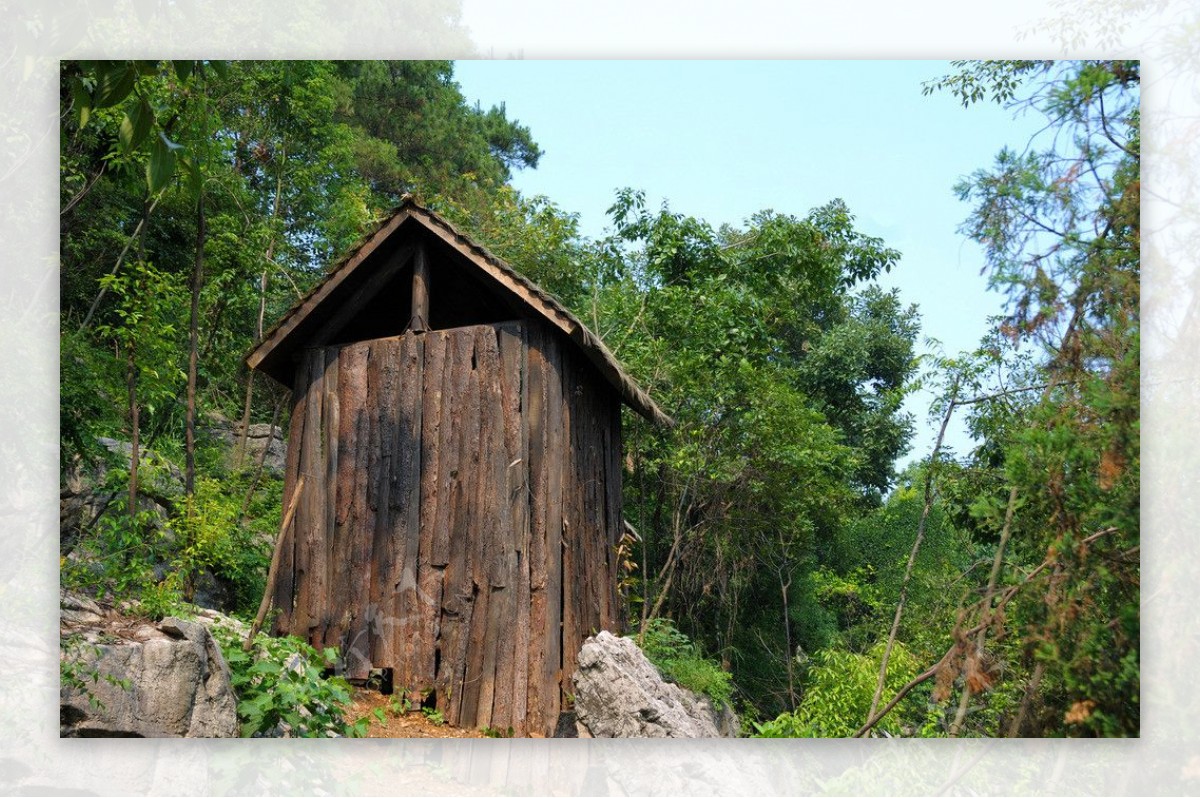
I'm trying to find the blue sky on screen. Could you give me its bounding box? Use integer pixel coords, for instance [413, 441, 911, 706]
[452, 59, 1049, 468]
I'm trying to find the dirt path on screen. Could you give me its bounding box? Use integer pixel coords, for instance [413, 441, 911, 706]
[347, 687, 488, 738]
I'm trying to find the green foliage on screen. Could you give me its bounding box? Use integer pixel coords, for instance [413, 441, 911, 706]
[752, 641, 920, 738]
[334, 60, 541, 204]
[211, 624, 362, 738]
[422, 706, 446, 726]
[924, 60, 1140, 737]
[61, 466, 176, 603]
[633, 618, 734, 708]
[168, 475, 275, 612]
[389, 695, 412, 715]
[827, 482, 972, 653]
[60, 329, 124, 470]
[133, 574, 190, 621]
[61, 455, 277, 618]
[481, 724, 515, 738]
[601, 189, 919, 716]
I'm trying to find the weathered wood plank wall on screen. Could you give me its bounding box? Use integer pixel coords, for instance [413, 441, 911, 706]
[274, 319, 622, 737]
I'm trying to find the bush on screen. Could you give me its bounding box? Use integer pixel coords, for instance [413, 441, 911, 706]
[632, 618, 734, 708]
[752, 640, 920, 738]
[210, 623, 366, 738]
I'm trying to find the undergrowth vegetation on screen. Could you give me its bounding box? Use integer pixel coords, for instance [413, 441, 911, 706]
[210, 624, 365, 738]
[632, 618, 734, 709]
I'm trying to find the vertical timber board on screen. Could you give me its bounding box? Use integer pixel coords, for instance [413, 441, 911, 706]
[327, 344, 357, 655]
[546, 334, 566, 721]
[576, 366, 597, 643]
[344, 341, 378, 679]
[438, 328, 481, 723]
[559, 352, 581, 707]
[484, 324, 522, 730]
[394, 333, 426, 689]
[273, 353, 310, 634]
[315, 347, 339, 648]
[416, 330, 448, 696]
[293, 347, 326, 639]
[369, 337, 400, 669]
[586, 375, 607, 634]
[523, 324, 550, 736]
[500, 321, 530, 737]
[606, 397, 625, 632]
[458, 328, 490, 729]
[470, 325, 504, 730]
[579, 370, 598, 639]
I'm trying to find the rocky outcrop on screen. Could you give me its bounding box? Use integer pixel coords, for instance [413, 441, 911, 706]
[571, 631, 737, 738]
[60, 438, 183, 554]
[204, 413, 286, 476]
[60, 592, 238, 738]
[60, 426, 284, 613]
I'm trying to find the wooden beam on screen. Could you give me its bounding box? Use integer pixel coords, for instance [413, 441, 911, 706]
[408, 243, 430, 333]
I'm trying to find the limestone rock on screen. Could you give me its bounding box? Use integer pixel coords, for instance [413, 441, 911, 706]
[60, 439, 183, 554]
[204, 413, 286, 475]
[60, 597, 238, 738]
[571, 631, 736, 738]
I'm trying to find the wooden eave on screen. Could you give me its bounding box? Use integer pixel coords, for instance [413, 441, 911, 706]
[246, 197, 673, 428]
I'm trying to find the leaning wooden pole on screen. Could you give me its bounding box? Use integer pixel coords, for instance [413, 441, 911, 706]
[245, 474, 306, 651]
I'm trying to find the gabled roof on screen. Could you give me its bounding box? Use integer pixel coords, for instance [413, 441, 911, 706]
[246, 196, 672, 427]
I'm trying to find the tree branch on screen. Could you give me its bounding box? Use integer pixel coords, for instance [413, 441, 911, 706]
[61, 162, 107, 217]
[867, 378, 959, 720]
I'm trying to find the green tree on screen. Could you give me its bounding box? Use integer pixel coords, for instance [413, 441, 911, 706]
[594, 190, 921, 716]
[923, 60, 1140, 737]
[335, 60, 541, 203]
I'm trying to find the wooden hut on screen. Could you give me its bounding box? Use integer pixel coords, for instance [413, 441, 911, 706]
[247, 197, 670, 736]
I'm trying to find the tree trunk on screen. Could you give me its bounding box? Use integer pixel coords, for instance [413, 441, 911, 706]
[185, 192, 205, 498]
[867, 382, 959, 722]
[779, 564, 796, 711]
[237, 158, 284, 468]
[949, 485, 1020, 737]
[127, 339, 139, 524]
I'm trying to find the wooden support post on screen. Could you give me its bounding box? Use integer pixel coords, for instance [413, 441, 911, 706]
[245, 474, 306, 650]
[408, 243, 430, 333]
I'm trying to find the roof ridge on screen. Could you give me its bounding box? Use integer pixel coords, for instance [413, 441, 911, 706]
[247, 198, 672, 427]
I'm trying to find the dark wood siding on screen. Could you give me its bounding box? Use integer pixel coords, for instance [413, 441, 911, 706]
[277, 319, 622, 737]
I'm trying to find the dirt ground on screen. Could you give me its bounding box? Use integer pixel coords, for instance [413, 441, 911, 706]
[346, 687, 488, 738]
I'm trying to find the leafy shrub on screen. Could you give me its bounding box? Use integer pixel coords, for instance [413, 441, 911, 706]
[63, 458, 277, 619]
[632, 618, 733, 708]
[210, 623, 364, 738]
[752, 640, 920, 737]
[132, 573, 190, 620]
[482, 724, 514, 737]
[169, 475, 274, 613]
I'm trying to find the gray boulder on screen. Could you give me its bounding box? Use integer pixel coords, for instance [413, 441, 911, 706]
[572, 630, 737, 738]
[60, 598, 238, 738]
